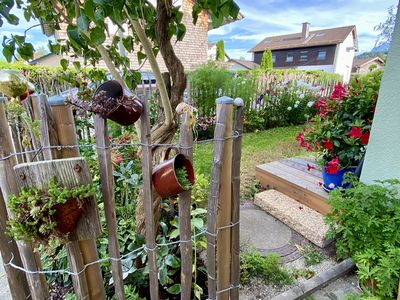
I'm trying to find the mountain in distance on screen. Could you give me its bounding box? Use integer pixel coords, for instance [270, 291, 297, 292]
[371, 42, 390, 53]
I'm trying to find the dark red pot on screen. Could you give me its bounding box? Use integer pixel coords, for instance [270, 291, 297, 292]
[54, 198, 83, 234]
[152, 148, 195, 198]
[94, 80, 143, 126]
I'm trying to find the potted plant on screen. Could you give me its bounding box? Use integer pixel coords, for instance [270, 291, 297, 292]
[69, 80, 143, 126]
[0, 69, 35, 100]
[296, 71, 382, 190]
[152, 148, 195, 198]
[7, 177, 95, 245]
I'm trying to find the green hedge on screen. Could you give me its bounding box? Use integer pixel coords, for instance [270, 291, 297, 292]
[0, 61, 107, 96]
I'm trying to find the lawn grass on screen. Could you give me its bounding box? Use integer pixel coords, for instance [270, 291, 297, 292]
[193, 126, 307, 200]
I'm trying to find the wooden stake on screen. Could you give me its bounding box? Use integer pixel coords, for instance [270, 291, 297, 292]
[94, 115, 125, 300]
[139, 98, 159, 300]
[216, 97, 233, 300]
[207, 104, 227, 300]
[0, 188, 30, 300]
[230, 100, 244, 300]
[178, 106, 194, 300]
[48, 97, 105, 300]
[0, 98, 49, 300]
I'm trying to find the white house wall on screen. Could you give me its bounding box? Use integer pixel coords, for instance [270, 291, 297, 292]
[295, 64, 335, 73]
[333, 33, 356, 82]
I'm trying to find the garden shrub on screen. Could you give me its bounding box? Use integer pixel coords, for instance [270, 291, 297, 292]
[240, 249, 293, 286]
[189, 63, 334, 133]
[325, 178, 400, 298]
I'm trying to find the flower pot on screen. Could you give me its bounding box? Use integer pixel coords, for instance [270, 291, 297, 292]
[322, 167, 356, 191]
[53, 198, 83, 234]
[152, 148, 195, 198]
[93, 80, 143, 126]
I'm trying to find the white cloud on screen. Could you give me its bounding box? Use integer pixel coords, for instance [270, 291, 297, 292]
[229, 33, 267, 41]
[225, 48, 252, 60]
[208, 23, 234, 36]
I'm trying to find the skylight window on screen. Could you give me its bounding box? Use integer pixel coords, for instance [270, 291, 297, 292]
[315, 33, 325, 37]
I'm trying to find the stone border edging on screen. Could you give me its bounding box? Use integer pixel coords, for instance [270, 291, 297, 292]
[272, 259, 355, 300]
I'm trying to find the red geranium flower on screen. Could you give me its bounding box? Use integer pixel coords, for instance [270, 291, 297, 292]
[325, 157, 340, 174]
[360, 131, 370, 144]
[330, 82, 346, 100]
[348, 127, 362, 139]
[307, 163, 315, 171]
[296, 132, 304, 142]
[323, 140, 334, 150]
[315, 98, 326, 109]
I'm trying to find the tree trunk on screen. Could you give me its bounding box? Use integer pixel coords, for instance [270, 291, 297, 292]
[135, 0, 187, 236]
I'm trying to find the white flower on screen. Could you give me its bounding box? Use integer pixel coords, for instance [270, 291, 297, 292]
[299, 94, 305, 99]
[287, 106, 292, 111]
[328, 183, 336, 189]
[307, 101, 314, 107]
[294, 104, 298, 108]
[295, 100, 300, 105]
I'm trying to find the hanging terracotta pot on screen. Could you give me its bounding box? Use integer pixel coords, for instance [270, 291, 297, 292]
[53, 197, 84, 234]
[93, 80, 143, 126]
[152, 148, 195, 198]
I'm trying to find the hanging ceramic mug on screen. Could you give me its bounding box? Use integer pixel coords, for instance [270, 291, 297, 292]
[93, 80, 143, 126]
[152, 147, 195, 198]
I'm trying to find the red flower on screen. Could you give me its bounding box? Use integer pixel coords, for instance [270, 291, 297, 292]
[307, 163, 315, 171]
[360, 131, 370, 144]
[348, 127, 362, 139]
[112, 152, 123, 165]
[323, 140, 334, 150]
[296, 132, 304, 142]
[315, 98, 326, 109]
[325, 157, 340, 174]
[330, 82, 346, 100]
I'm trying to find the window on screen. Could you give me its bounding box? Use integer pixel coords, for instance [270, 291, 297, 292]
[272, 54, 276, 63]
[299, 51, 308, 61]
[286, 52, 294, 62]
[317, 50, 327, 60]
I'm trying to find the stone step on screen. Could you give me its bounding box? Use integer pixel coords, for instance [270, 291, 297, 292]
[254, 190, 331, 248]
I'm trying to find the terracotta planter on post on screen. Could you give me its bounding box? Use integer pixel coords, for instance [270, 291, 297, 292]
[152, 148, 195, 198]
[54, 198, 84, 234]
[93, 80, 143, 126]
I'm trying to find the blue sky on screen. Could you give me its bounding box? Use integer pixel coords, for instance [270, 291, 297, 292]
[0, 0, 397, 61]
[209, 0, 398, 59]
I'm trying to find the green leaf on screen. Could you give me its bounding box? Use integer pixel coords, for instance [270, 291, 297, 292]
[90, 27, 106, 45]
[60, 58, 68, 71]
[164, 254, 180, 268]
[122, 36, 133, 52]
[2, 44, 15, 62]
[77, 15, 89, 33]
[176, 23, 186, 41]
[167, 284, 181, 295]
[17, 43, 34, 60]
[191, 217, 204, 229]
[73, 61, 81, 71]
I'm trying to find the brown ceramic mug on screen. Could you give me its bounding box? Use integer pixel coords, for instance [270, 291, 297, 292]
[93, 80, 143, 126]
[152, 147, 195, 198]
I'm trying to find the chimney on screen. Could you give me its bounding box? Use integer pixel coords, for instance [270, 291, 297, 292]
[302, 22, 310, 40]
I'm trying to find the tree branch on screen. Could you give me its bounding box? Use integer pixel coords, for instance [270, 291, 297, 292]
[125, 9, 174, 127]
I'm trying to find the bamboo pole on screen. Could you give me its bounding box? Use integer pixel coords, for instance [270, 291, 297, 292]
[0, 98, 49, 300]
[216, 97, 233, 300]
[230, 99, 244, 300]
[48, 96, 106, 300]
[94, 115, 125, 300]
[178, 103, 194, 300]
[207, 102, 228, 300]
[139, 97, 159, 300]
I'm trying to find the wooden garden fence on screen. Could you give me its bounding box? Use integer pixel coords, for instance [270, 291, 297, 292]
[0, 79, 244, 300]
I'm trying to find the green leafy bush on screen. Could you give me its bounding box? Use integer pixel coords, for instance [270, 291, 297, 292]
[240, 249, 293, 286]
[325, 178, 400, 298]
[260, 50, 273, 71]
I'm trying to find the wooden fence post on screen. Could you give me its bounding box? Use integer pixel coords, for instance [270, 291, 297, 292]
[139, 97, 159, 300]
[216, 97, 233, 300]
[178, 103, 194, 300]
[94, 115, 125, 300]
[230, 98, 244, 300]
[0, 98, 49, 300]
[207, 103, 228, 300]
[48, 96, 106, 300]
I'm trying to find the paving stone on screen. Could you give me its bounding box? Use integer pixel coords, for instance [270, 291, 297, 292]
[254, 190, 331, 248]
